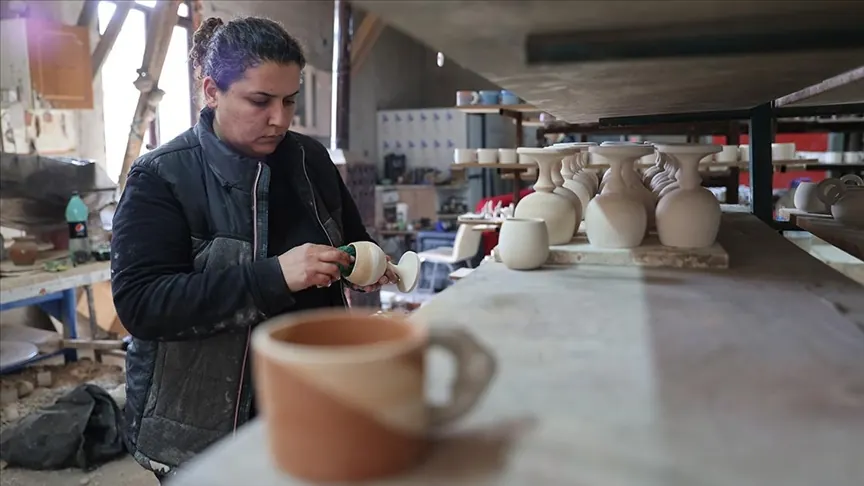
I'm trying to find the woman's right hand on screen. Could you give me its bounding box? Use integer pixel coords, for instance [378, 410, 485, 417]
[277, 243, 352, 292]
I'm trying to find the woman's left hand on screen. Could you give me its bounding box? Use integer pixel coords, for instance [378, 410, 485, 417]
[355, 255, 399, 293]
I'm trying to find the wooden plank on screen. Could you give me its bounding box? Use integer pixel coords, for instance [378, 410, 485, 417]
[91, 0, 133, 78]
[77, 0, 99, 27]
[169, 212, 864, 486]
[350, 13, 385, 75]
[790, 213, 864, 261]
[117, 0, 182, 191]
[456, 104, 540, 114]
[775, 66, 864, 107]
[0, 261, 111, 305]
[448, 267, 475, 281]
[354, 0, 864, 123]
[547, 234, 729, 269]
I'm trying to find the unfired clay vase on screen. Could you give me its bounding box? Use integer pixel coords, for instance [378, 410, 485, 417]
[620, 152, 658, 230]
[252, 309, 496, 482]
[345, 241, 420, 293]
[8, 237, 38, 266]
[515, 147, 578, 245]
[498, 218, 549, 270]
[584, 145, 654, 248]
[654, 144, 723, 248]
[793, 181, 829, 214]
[817, 175, 864, 227]
[549, 155, 584, 225]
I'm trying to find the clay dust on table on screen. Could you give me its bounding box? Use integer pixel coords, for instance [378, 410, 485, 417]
[0, 359, 125, 434]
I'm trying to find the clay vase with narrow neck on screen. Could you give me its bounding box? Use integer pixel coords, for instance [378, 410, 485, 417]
[515, 147, 578, 245]
[548, 150, 583, 228]
[654, 144, 723, 248]
[651, 154, 678, 195]
[559, 147, 594, 221]
[345, 241, 420, 293]
[573, 151, 599, 195]
[620, 152, 658, 230]
[584, 145, 654, 248]
[547, 146, 583, 230]
[642, 152, 664, 186]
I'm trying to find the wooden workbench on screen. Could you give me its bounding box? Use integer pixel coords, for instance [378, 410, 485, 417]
[171, 213, 864, 486]
[0, 261, 111, 371]
[0, 260, 111, 305]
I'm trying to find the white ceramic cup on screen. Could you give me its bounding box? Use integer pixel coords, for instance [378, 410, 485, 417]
[477, 148, 498, 164]
[716, 145, 739, 163]
[453, 148, 476, 164]
[497, 218, 549, 270]
[498, 148, 517, 164]
[771, 142, 796, 161]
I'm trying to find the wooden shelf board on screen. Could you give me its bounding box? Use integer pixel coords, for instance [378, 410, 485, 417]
[359, 1, 864, 123]
[455, 104, 540, 114]
[450, 163, 528, 170]
[788, 211, 864, 261]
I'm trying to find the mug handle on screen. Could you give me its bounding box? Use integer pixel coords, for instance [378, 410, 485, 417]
[427, 328, 497, 428]
[816, 178, 845, 206]
[470, 91, 480, 105]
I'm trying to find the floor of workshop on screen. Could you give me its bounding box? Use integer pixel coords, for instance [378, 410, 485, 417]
[1, 455, 156, 486]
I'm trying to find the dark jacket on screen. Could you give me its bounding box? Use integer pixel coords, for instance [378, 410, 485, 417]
[110, 109, 372, 473]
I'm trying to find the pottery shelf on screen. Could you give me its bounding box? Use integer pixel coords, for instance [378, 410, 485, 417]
[546, 235, 729, 269]
[455, 104, 540, 115]
[168, 212, 864, 486]
[779, 208, 864, 261]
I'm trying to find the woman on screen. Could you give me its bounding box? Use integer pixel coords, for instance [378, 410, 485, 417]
[110, 16, 394, 483]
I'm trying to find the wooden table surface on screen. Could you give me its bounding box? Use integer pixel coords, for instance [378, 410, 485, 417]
[0, 260, 111, 304]
[172, 213, 864, 486]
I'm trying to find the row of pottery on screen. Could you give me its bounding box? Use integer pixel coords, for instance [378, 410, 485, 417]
[498, 142, 726, 270]
[793, 174, 864, 227]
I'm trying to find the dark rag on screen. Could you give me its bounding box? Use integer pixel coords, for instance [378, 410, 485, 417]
[0, 383, 126, 471]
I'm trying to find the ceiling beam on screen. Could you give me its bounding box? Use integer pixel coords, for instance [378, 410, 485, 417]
[350, 13, 385, 76]
[91, 1, 133, 78]
[118, 0, 182, 191]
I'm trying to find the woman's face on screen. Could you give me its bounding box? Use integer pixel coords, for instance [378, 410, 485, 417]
[203, 61, 302, 158]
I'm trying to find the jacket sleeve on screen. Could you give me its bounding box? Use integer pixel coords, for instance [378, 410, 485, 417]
[111, 165, 292, 341]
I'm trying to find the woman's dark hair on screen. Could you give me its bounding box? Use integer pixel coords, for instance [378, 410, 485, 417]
[189, 16, 306, 90]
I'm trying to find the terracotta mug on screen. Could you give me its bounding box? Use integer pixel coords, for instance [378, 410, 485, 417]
[252, 309, 497, 482]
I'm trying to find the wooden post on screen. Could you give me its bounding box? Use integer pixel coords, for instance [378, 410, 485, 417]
[117, 0, 181, 191]
[91, 1, 133, 78]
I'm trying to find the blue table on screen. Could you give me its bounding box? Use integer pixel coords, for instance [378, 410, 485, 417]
[0, 261, 110, 374]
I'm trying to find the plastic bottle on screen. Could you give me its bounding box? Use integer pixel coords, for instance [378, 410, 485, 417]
[66, 192, 91, 265]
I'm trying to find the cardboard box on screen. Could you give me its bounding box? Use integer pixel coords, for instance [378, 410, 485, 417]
[76, 281, 128, 338]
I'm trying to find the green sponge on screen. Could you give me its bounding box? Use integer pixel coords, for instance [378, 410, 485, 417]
[337, 245, 356, 277]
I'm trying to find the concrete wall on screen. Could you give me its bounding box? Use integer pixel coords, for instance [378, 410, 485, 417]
[205, 0, 498, 166]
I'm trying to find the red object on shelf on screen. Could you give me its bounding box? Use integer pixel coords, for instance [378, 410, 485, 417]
[473, 188, 534, 255]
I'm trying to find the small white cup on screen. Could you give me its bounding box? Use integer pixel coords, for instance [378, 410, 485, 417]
[477, 148, 498, 164]
[498, 149, 517, 164]
[453, 148, 476, 164]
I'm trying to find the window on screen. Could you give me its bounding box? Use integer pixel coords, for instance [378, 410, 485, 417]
[97, 1, 193, 182]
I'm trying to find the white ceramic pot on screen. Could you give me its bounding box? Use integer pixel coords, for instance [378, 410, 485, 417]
[772, 142, 796, 161]
[453, 149, 475, 164]
[498, 148, 518, 164]
[477, 148, 498, 164]
[514, 147, 577, 245]
[584, 145, 654, 248]
[498, 218, 549, 270]
[817, 175, 864, 227]
[716, 145, 739, 163]
[793, 182, 829, 214]
[654, 144, 723, 248]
